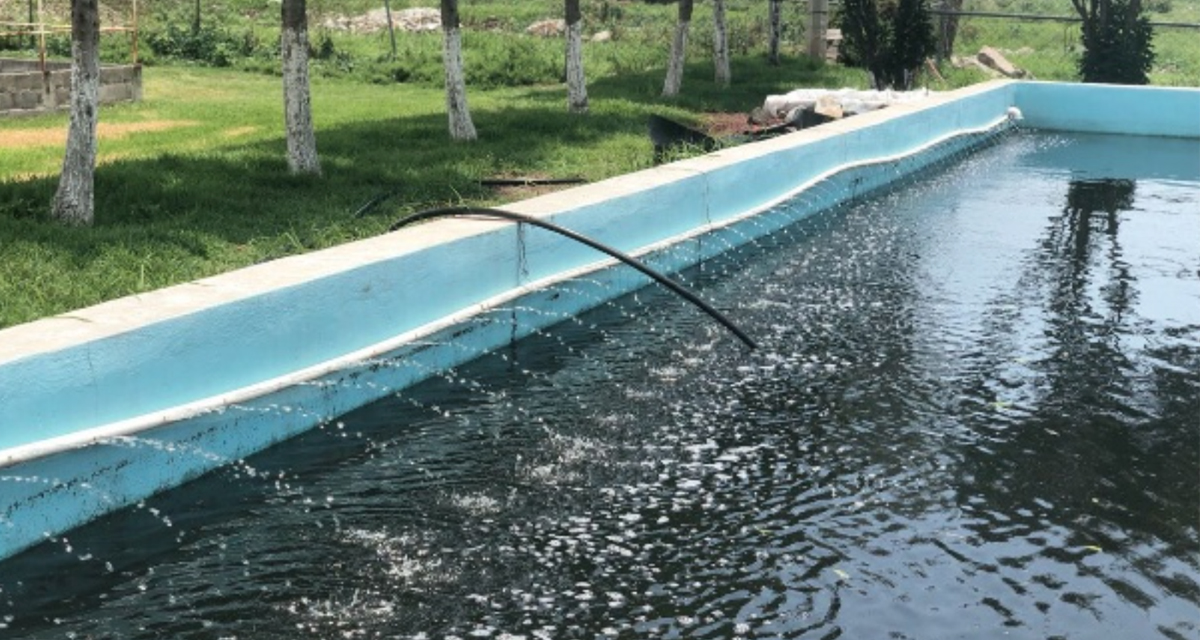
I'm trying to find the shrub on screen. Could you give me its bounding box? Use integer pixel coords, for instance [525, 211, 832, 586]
[836, 0, 936, 89]
[144, 23, 266, 67]
[1073, 0, 1155, 84]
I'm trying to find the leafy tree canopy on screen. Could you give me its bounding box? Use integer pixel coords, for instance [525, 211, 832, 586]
[836, 0, 936, 90]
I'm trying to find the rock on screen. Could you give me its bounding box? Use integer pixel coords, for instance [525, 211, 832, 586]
[526, 19, 566, 37]
[747, 106, 772, 126]
[395, 7, 441, 31]
[591, 30, 613, 43]
[813, 95, 844, 119]
[977, 46, 1025, 78]
[320, 7, 440, 34]
[785, 106, 837, 129]
[952, 55, 1001, 77]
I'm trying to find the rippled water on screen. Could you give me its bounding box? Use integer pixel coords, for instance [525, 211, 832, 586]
[2, 131, 1198, 639]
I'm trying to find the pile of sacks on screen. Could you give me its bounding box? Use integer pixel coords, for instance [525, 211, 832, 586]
[758, 88, 937, 123]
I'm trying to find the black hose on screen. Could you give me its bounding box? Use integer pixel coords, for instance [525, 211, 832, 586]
[389, 206, 757, 350]
[352, 190, 400, 218]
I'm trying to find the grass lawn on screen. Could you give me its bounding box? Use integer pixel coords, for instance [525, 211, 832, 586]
[0, 56, 866, 329]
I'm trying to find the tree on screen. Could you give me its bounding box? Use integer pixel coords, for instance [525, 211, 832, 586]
[662, 0, 693, 96]
[836, 0, 936, 90]
[565, 0, 588, 113]
[441, 0, 477, 140]
[1070, 0, 1154, 84]
[282, 0, 321, 175]
[713, 0, 730, 86]
[935, 0, 965, 61]
[51, 0, 100, 225]
[768, 0, 784, 65]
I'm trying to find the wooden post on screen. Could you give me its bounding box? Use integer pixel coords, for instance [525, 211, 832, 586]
[132, 0, 140, 64]
[807, 0, 828, 61]
[37, 0, 45, 72]
[383, 0, 397, 59]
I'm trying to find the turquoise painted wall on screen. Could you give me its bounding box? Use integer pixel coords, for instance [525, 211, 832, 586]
[1016, 82, 1200, 137]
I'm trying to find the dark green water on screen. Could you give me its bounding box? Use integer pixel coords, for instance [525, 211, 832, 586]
[2, 131, 1198, 639]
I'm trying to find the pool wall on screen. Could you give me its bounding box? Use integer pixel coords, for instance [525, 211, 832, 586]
[1, 81, 1197, 562]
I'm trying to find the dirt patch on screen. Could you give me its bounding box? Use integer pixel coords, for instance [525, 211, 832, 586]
[0, 119, 200, 149]
[701, 112, 754, 138]
[221, 126, 260, 138]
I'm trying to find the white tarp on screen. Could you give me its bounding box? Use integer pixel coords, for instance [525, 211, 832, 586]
[763, 88, 937, 120]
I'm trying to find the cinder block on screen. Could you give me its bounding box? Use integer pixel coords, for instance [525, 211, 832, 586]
[99, 84, 128, 103]
[48, 70, 71, 89]
[131, 66, 143, 101]
[12, 73, 36, 91]
[15, 90, 41, 110]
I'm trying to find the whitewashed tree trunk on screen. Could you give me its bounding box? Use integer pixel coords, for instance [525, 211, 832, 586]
[51, 0, 100, 225]
[807, 0, 829, 61]
[713, 0, 730, 87]
[282, 0, 321, 175]
[565, 0, 588, 113]
[662, 0, 693, 97]
[441, 0, 477, 141]
[768, 0, 783, 65]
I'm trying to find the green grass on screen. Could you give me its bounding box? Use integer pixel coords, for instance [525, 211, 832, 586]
[0, 54, 863, 329]
[945, 12, 1200, 85]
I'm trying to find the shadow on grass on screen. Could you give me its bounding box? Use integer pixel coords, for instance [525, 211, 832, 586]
[586, 53, 865, 113]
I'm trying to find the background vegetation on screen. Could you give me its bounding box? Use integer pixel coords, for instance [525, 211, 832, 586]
[0, 0, 1196, 328]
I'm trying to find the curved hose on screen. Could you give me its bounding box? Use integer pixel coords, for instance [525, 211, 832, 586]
[389, 206, 756, 350]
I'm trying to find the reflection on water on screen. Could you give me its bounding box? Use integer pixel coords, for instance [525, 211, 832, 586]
[1, 132, 1198, 639]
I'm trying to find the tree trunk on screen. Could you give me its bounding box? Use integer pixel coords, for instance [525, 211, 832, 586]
[51, 0, 100, 226]
[662, 0, 693, 97]
[768, 0, 783, 65]
[1071, 0, 1096, 39]
[713, 0, 730, 86]
[936, 0, 964, 61]
[441, 0, 477, 140]
[282, 0, 321, 175]
[565, 0, 588, 113]
[808, 0, 829, 61]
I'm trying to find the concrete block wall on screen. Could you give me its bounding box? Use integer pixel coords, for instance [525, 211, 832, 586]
[0, 59, 142, 115]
